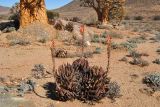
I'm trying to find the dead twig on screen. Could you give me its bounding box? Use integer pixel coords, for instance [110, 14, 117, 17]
[106, 34, 112, 73]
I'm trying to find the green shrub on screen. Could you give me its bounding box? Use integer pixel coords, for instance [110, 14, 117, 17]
[47, 11, 59, 20]
[8, 13, 20, 29]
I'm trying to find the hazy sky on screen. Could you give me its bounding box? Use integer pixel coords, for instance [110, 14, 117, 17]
[0, 0, 73, 9]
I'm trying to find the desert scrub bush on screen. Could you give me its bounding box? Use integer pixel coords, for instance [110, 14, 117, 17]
[54, 20, 63, 30]
[124, 16, 130, 20]
[9, 38, 30, 46]
[128, 50, 149, 58]
[155, 34, 160, 42]
[156, 49, 160, 54]
[128, 50, 149, 67]
[84, 17, 99, 26]
[153, 58, 160, 65]
[93, 47, 102, 54]
[153, 15, 160, 21]
[129, 58, 149, 67]
[37, 37, 47, 43]
[108, 31, 123, 39]
[54, 58, 120, 103]
[134, 16, 143, 20]
[106, 82, 121, 101]
[64, 22, 74, 32]
[111, 42, 120, 49]
[91, 34, 100, 43]
[70, 17, 81, 22]
[47, 11, 59, 20]
[111, 42, 137, 50]
[143, 72, 160, 91]
[31, 64, 46, 79]
[127, 36, 147, 44]
[100, 31, 107, 38]
[120, 42, 137, 50]
[128, 50, 142, 58]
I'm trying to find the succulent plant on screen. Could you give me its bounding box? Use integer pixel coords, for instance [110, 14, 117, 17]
[64, 22, 74, 32]
[54, 58, 118, 103]
[55, 49, 68, 58]
[78, 66, 110, 102]
[72, 58, 89, 72]
[54, 63, 82, 101]
[54, 20, 63, 30]
[143, 73, 160, 91]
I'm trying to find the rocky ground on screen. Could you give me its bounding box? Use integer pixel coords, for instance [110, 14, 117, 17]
[0, 19, 160, 107]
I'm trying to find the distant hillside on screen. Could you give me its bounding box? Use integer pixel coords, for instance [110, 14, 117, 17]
[53, 0, 95, 20]
[0, 6, 10, 15]
[53, 0, 160, 20]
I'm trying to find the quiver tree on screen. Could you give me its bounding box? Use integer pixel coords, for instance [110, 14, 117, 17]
[80, 0, 125, 24]
[20, 0, 48, 27]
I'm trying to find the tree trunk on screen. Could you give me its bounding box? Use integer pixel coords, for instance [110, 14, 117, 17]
[20, 0, 48, 27]
[102, 8, 109, 24]
[96, 8, 108, 25]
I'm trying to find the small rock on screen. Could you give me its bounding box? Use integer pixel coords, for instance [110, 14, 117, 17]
[2, 27, 16, 33]
[119, 57, 128, 62]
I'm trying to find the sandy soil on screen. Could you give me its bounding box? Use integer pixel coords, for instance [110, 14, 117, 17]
[0, 30, 160, 107]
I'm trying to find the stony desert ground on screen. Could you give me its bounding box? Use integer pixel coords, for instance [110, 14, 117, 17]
[0, 19, 160, 107]
[0, 0, 160, 107]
